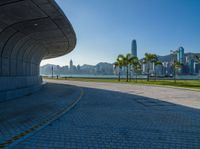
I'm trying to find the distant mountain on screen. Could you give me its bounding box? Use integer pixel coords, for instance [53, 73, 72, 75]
[157, 52, 200, 62]
[80, 64, 94, 70]
[96, 62, 113, 66]
[40, 64, 58, 75]
[184, 52, 200, 57]
[96, 62, 114, 75]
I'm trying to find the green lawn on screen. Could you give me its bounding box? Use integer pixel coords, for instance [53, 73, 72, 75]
[43, 76, 200, 90]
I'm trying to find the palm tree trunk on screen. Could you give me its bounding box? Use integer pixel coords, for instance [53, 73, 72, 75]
[174, 74, 176, 83]
[147, 63, 150, 81]
[174, 71, 176, 83]
[136, 74, 138, 83]
[126, 66, 128, 82]
[174, 68, 176, 83]
[199, 70, 200, 81]
[118, 69, 121, 81]
[147, 68, 150, 81]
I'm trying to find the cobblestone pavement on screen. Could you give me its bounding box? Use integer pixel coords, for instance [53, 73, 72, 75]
[0, 83, 81, 147]
[48, 80, 200, 109]
[14, 80, 200, 148]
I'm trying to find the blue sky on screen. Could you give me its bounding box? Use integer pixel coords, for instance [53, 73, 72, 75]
[41, 0, 200, 66]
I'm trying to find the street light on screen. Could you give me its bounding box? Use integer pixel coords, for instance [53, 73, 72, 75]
[51, 66, 54, 78]
[170, 50, 178, 82]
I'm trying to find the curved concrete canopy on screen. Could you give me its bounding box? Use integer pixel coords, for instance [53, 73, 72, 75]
[0, 0, 76, 100]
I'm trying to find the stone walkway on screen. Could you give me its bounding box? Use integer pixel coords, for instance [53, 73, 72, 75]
[14, 80, 200, 148]
[0, 83, 81, 148]
[48, 80, 200, 109]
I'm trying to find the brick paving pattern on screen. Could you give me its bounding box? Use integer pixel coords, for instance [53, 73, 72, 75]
[14, 81, 200, 148]
[0, 83, 80, 147]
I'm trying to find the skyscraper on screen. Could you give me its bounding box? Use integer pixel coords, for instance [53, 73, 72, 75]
[176, 47, 184, 74]
[70, 59, 73, 69]
[177, 47, 184, 64]
[131, 40, 137, 57]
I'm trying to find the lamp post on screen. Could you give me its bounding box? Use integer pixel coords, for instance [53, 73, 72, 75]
[51, 66, 54, 78]
[170, 50, 178, 82]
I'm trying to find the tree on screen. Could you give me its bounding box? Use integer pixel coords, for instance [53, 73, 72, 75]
[133, 61, 142, 82]
[129, 56, 137, 81]
[143, 53, 158, 81]
[130, 57, 140, 81]
[118, 53, 133, 82]
[154, 61, 162, 81]
[114, 57, 123, 81]
[173, 61, 182, 83]
[194, 55, 200, 63]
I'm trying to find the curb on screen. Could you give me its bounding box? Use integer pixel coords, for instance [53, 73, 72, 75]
[0, 86, 84, 149]
[131, 83, 200, 92]
[45, 78, 200, 92]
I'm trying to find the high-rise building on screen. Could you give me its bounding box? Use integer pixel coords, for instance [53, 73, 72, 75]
[177, 47, 184, 64]
[131, 40, 137, 57]
[176, 47, 185, 74]
[70, 59, 73, 69]
[189, 59, 195, 74]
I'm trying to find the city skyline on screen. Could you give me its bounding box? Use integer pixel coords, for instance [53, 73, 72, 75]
[41, 0, 200, 66]
[40, 50, 200, 77]
[41, 49, 200, 67]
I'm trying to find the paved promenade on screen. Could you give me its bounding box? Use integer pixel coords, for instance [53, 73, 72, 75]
[13, 80, 200, 148]
[0, 83, 81, 148]
[52, 80, 200, 109]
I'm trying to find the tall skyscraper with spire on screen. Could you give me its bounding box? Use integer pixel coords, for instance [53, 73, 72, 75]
[131, 39, 137, 57]
[70, 59, 73, 70]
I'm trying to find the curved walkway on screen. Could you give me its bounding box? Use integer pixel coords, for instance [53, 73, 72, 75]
[14, 80, 200, 148]
[0, 83, 82, 148]
[49, 80, 200, 109]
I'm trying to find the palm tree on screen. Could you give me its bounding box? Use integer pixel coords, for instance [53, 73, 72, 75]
[130, 56, 139, 80]
[154, 61, 162, 81]
[133, 61, 142, 82]
[194, 55, 200, 63]
[143, 53, 158, 81]
[173, 61, 182, 83]
[118, 53, 133, 82]
[114, 57, 123, 81]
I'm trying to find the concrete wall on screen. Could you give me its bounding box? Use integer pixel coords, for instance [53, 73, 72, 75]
[0, 0, 76, 101]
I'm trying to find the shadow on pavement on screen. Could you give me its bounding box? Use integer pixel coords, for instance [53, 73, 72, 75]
[0, 83, 81, 147]
[13, 83, 200, 148]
